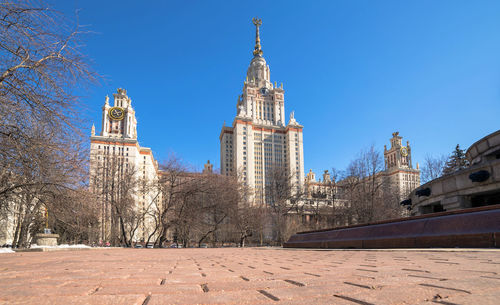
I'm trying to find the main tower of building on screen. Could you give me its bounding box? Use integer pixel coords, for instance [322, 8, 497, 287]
[220, 18, 305, 204]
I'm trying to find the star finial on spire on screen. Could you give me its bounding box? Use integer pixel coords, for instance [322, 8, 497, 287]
[252, 17, 263, 57]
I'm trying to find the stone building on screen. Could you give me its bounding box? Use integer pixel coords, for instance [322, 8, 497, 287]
[220, 18, 305, 205]
[303, 132, 420, 224]
[408, 129, 500, 215]
[304, 169, 336, 208]
[384, 132, 421, 200]
[302, 169, 351, 227]
[89, 88, 160, 243]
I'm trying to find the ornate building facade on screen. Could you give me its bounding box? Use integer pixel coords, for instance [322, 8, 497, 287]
[89, 88, 160, 243]
[383, 132, 421, 199]
[220, 18, 305, 205]
[408, 129, 500, 215]
[303, 132, 420, 220]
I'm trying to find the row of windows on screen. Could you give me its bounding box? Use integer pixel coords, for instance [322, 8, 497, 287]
[96, 156, 129, 163]
[257, 101, 275, 121]
[403, 174, 418, 182]
[97, 145, 130, 151]
[224, 134, 233, 175]
[97, 145, 130, 152]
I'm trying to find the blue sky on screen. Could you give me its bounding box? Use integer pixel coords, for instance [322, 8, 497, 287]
[54, 0, 500, 174]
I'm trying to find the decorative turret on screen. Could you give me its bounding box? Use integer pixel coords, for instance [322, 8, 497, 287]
[385, 132, 412, 170]
[322, 170, 331, 183]
[99, 88, 137, 139]
[203, 160, 213, 174]
[390, 131, 403, 149]
[252, 17, 263, 57]
[306, 169, 316, 183]
[246, 18, 271, 87]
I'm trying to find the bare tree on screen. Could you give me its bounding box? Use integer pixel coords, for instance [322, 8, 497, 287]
[155, 156, 194, 247]
[0, 1, 97, 246]
[193, 173, 238, 247]
[344, 145, 383, 223]
[338, 145, 401, 225]
[421, 154, 447, 184]
[50, 188, 100, 244]
[5, 120, 91, 247]
[90, 154, 157, 247]
[265, 165, 305, 246]
[170, 176, 206, 248]
[231, 205, 265, 247]
[227, 181, 265, 247]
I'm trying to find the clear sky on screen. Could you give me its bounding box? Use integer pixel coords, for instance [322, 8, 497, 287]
[54, 0, 500, 174]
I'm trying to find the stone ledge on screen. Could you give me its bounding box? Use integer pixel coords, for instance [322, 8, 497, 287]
[14, 247, 91, 252]
[284, 205, 500, 249]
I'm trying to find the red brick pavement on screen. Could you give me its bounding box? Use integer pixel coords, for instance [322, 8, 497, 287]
[0, 248, 499, 304]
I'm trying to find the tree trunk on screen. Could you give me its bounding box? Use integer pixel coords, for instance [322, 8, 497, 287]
[12, 204, 23, 248]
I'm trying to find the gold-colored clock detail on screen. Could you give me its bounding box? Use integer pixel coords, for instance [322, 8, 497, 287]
[400, 146, 408, 157]
[108, 107, 125, 120]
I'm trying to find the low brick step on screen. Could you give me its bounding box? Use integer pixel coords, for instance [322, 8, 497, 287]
[284, 205, 500, 249]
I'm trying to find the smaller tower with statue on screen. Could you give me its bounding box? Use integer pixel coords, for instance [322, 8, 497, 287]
[384, 132, 420, 199]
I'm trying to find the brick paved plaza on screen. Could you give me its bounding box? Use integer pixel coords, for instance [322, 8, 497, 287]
[0, 248, 499, 304]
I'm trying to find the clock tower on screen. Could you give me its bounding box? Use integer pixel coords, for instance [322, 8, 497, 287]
[89, 88, 159, 243]
[100, 88, 137, 139]
[383, 132, 420, 199]
[384, 131, 412, 170]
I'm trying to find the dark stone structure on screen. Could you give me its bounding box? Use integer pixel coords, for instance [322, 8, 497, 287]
[284, 205, 500, 249]
[409, 129, 500, 215]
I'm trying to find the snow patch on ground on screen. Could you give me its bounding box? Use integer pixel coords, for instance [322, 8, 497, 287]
[31, 244, 91, 249]
[0, 248, 15, 254]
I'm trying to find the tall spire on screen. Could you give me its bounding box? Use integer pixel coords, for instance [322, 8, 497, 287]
[252, 17, 263, 57]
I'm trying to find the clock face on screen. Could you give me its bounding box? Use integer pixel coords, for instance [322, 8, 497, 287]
[260, 87, 268, 96]
[400, 146, 408, 157]
[108, 107, 125, 120]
